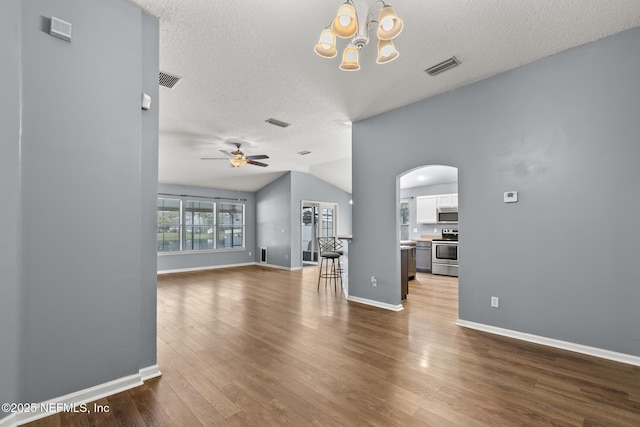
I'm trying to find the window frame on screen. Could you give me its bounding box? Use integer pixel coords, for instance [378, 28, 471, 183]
[183, 199, 215, 252]
[157, 198, 182, 252]
[216, 202, 246, 249]
[157, 196, 246, 255]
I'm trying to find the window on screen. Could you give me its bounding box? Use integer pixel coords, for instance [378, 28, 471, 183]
[184, 200, 214, 251]
[217, 203, 245, 248]
[157, 197, 245, 253]
[157, 198, 181, 252]
[400, 201, 409, 225]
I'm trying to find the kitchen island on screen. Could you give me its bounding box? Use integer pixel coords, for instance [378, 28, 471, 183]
[400, 246, 409, 300]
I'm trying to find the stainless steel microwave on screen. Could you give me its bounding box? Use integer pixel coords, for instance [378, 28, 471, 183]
[437, 209, 458, 223]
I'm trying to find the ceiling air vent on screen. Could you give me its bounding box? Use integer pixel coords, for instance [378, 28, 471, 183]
[297, 150, 311, 156]
[424, 56, 460, 76]
[159, 71, 182, 89]
[265, 118, 290, 128]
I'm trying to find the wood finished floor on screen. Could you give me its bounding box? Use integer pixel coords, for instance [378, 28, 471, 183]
[25, 266, 640, 426]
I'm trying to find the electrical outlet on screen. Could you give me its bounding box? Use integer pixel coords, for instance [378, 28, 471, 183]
[371, 276, 377, 287]
[433, 227, 437, 233]
[248, 251, 251, 256]
[491, 296, 499, 308]
[413, 228, 418, 233]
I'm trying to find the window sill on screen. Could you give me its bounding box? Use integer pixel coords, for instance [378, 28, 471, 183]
[158, 247, 246, 256]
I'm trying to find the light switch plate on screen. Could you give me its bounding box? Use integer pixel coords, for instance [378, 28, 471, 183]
[504, 191, 518, 203]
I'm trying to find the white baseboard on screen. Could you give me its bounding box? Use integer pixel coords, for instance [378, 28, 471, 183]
[456, 320, 640, 367]
[158, 262, 255, 274]
[259, 263, 302, 271]
[0, 414, 15, 427]
[14, 365, 161, 426]
[158, 262, 307, 274]
[139, 364, 162, 381]
[347, 295, 403, 312]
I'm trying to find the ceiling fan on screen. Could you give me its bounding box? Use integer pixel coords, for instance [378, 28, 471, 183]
[201, 142, 269, 168]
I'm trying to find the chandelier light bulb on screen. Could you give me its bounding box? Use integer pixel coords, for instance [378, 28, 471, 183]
[381, 18, 394, 32]
[339, 15, 351, 27]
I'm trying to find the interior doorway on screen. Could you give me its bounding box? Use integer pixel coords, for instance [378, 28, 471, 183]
[301, 201, 338, 267]
[398, 164, 459, 314]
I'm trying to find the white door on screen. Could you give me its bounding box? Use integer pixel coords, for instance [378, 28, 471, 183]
[301, 201, 337, 265]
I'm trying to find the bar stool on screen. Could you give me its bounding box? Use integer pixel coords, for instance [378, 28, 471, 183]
[317, 237, 342, 292]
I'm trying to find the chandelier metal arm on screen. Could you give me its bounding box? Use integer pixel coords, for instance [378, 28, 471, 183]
[350, 0, 390, 48]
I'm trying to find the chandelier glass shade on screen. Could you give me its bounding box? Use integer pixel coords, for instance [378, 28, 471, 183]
[377, 6, 403, 40]
[376, 39, 398, 63]
[314, 28, 338, 58]
[340, 45, 360, 71]
[315, 0, 403, 71]
[332, 4, 358, 38]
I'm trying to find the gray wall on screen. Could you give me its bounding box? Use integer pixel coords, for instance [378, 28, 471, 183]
[351, 27, 640, 356]
[256, 171, 352, 269]
[139, 11, 159, 369]
[0, 0, 21, 419]
[256, 173, 293, 268]
[400, 182, 458, 239]
[18, 0, 158, 404]
[290, 171, 352, 267]
[157, 184, 257, 272]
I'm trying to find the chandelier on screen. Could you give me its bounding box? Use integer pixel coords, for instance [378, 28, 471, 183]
[314, 0, 403, 71]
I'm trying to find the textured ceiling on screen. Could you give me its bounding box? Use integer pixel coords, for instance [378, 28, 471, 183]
[401, 165, 458, 190]
[130, 0, 640, 193]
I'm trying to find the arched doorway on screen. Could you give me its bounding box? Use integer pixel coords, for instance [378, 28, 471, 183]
[398, 164, 459, 304]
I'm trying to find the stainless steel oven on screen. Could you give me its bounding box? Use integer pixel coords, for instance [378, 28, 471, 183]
[432, 228, 458, 277]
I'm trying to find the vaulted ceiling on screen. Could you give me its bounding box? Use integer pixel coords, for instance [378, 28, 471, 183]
[130, 0, 640, 193]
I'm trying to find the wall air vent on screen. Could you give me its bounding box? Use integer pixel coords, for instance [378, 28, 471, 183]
[424, 56, 460, 76]
[297, 150, 311, 156]
[159, 71, 182, 89]
[265, 118, 290, 128]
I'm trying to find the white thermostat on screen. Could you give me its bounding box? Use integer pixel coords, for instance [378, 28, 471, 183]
[50, 17, 72, 42]
[504, 191, 518, 203]
[141, 93, 152, 110]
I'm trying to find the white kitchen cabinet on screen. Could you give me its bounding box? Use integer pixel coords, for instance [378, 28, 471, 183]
[416, 195, 437, 223]
[437, 193, 458, 208]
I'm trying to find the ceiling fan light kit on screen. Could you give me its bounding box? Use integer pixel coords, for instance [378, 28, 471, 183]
[229, 156, 247, 168]
[201, 142, 269, 168]
[315, 0, 403, 71]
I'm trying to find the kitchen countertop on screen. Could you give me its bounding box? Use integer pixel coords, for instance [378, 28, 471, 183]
[415, 235, 440, 241]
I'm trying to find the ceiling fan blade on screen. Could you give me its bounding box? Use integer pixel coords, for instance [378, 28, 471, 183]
[219, 149, 233, 156]
[246, 154, 269, 160]
[247, 159, 268, 167]
[200, 157, 228, 160]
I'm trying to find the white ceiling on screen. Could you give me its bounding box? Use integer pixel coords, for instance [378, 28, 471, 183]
[400, 165, 458, 189]
[130, 0, 640, 193]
